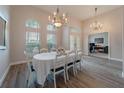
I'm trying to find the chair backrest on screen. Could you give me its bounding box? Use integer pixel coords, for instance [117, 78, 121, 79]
[40, 48, 48, 53]
[27, 62, 32, 73]
[53, 54, 67, 71]
[24, 51, 32, 73]
[77, 49, 83, 60]
[67, 50, 76, 64]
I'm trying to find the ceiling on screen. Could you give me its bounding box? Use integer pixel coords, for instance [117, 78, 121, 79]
[35, 5, 122, 21]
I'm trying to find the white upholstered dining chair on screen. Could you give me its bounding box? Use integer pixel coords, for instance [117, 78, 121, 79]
[24, 51, 36, 87]
[75, 49, 83, 73]
[66, 50, 76, 80]
[50, 54, 67, 88]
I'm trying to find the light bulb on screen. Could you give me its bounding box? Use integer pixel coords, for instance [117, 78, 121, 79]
[54, 22, 62, 27]
[48, 16, 51, 21]
[53, 12, 56, 16]
[65, 18, 68, 23]
[63, 13, 65, 17]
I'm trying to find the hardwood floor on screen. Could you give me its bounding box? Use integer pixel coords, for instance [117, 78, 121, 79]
[1, 56, 124, 88]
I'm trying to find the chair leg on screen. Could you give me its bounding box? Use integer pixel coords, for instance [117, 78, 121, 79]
[53, 74, 56, 88]
[73, 66, 75, 76]
[27, 75, 30, 88]
[80, 61, 82, 71]
[66, 69, 69, 80]
[27, 72, 32, 88]
[75, 63, 78, 74]
[64, 70, 67, 83]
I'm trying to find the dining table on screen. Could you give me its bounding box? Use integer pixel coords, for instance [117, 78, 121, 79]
[32, 50, 70, 86]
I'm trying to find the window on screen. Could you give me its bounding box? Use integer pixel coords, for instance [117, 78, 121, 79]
[47, 24, 55, 32]
[47, 24, 56, 50]
[26, 20, 40, 29]
[25, 20, 40, 53]
[70, 27, 81, 50]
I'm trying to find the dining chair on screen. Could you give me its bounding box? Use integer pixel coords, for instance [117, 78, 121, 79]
[24, 51, 36, 87]
[66, 50, 76, 80]
[50, 54, 67, 88]
[75, 49, 83, 73]
[40, 48, 48, 53]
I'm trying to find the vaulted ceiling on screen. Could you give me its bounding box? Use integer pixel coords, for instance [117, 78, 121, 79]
[35, 5, 122, 21]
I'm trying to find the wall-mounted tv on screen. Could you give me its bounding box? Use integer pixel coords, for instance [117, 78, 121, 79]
[95, 38, 104, 43]
[0, 16, 6, 50]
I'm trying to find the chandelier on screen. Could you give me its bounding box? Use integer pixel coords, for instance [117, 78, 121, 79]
[48, 7, 68, 28]
[90, 8, 103, 31]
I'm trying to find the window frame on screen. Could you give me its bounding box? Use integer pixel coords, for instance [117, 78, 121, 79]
[25, 20, 40, 53]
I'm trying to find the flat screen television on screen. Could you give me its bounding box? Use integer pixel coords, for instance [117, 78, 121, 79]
[95, 38, 104, 43]
[0, 16, 6, 50]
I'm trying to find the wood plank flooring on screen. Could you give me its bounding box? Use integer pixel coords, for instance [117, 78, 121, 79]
[1, 56, 124, 88]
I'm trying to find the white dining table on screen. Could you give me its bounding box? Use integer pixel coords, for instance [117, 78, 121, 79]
[32, 50, 71, 86]
[33, 52, 57, 86]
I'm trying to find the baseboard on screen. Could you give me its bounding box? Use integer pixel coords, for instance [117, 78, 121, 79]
[109, 57, 123, 62]
[87, 53, 123, 62]
[0, 65, 10, 87]
[10, 60, 28, 66]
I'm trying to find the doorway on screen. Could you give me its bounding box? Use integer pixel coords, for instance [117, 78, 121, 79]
[88, 32, 109, 59]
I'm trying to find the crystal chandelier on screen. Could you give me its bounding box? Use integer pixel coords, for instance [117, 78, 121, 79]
[48, 7, 68, 28]
[90, 8, 103, 31]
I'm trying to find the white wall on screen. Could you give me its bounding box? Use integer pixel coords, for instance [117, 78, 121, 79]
[82, 7, 123, 61]
[0, 5, 10, 86]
